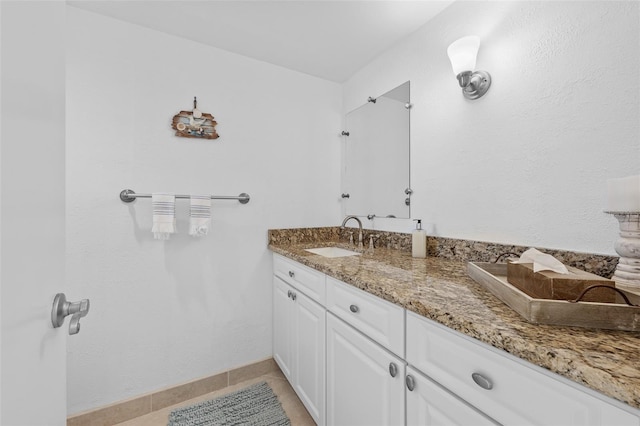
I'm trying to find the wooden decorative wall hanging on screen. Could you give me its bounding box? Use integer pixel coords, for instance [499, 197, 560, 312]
[171, 97, 219, 139]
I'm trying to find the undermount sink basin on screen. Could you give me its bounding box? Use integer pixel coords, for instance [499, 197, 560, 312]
[304, 247, 361, 258]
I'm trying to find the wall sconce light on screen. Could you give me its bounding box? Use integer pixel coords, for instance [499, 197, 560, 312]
[447, 36, 491, 100]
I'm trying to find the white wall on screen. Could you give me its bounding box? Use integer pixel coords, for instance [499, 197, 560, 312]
[65, 7, 341, 414]
[344, 1, 640, 255]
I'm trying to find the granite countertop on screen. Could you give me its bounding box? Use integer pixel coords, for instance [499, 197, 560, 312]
[268, 238, 640, 410]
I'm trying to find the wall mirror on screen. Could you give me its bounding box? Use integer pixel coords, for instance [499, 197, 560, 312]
[342, 81, 411, 219]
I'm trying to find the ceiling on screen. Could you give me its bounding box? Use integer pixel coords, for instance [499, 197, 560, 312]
[68, 1, 454, 83]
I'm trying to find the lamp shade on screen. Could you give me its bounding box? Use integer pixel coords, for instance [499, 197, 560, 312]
[447, 36, 480, 76]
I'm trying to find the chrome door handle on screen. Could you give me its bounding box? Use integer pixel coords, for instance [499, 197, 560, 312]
[51, 293, 90, 335]
[471, 372, 493, 390]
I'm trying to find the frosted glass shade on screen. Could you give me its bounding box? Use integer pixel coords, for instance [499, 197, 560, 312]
[447, 36, 480, 76]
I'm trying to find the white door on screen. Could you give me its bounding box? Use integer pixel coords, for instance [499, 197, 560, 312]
[293, 289, 325, 426]
[406, 366, 498, 426]
[326, 313, 405, 426]
[273, 276, 293, 380]
[1, 2, 68, 424]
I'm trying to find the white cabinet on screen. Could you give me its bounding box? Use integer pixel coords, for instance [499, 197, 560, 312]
[405, 366, 498, 426]
[406, 311, 640, 426]
[273, 254, 640, 426]
[292, 285, 326, 425]
[326, 313, 405, 426]
[273, 276, 294, 380]
[273, 276, 325, 425]
[326, 276, 405, 357]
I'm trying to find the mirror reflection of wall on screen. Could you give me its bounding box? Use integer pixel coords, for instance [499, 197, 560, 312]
[343, 81, 410, 219]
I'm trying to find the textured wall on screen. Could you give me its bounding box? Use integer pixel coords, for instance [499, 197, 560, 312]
[343, 1, 640, 255]
[65, 7, 341, 414]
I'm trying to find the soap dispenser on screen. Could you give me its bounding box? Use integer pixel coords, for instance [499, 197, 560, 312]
[412, 219, 427, 258]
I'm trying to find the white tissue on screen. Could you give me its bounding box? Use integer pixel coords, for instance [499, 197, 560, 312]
[511, 248, 569, 274]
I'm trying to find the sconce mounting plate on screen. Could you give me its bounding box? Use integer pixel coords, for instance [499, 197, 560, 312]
[462, 70, 491, 100]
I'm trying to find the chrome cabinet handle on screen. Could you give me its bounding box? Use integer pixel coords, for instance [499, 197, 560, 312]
[389, 362, 398, 377]
[51, 293, 90, 336]
[287, 290, 292, 298]
[349, 304, 359, 313]
[471, 372, 493, 390]
[405, 375, 416, 391]
[288, 271, 295, 278]
[291, 292, 297, 301]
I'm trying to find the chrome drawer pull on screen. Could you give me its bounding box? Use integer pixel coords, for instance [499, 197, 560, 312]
[288, 271, 295, 278]
[471, 372, 493, 390]
[405, 375, 415, 391]
[389, 362, 398, 377]
[349, 304, 359, 313]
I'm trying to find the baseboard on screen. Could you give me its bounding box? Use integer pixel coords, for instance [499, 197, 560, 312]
[67, 357, 278, 426]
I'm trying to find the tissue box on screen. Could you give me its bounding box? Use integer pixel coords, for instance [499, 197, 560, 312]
[506, 262, 616, 302]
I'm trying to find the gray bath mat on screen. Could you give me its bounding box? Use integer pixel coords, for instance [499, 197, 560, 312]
[167, 381, 291, 426]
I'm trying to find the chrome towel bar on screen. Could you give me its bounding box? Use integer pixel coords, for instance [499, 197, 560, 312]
[119, 189, 250, 204]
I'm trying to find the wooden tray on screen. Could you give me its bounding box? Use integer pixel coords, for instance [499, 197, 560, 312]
[467, 262, 640, 331]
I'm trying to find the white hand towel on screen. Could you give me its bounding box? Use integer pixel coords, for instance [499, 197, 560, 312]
[189, 195, 211, 236]
[151, 193, 176, 240]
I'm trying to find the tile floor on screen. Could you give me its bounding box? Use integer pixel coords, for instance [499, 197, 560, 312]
[114, 368, 315, 426]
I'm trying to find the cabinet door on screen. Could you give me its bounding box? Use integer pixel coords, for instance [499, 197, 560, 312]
[273, 276, 293, 380]
[327, 313, 405, 426]
[293, 290, 326, 426]
[406, 366, 498, 426]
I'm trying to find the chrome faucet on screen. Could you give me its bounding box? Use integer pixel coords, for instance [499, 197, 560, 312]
[341, 215, 363, 250]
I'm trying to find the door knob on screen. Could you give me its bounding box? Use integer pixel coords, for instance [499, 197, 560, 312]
[51, 293, 90, 335]
[405, 374, 416, 391]
[389, 362, 398, 377]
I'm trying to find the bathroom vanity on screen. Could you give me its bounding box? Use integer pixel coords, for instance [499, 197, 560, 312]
[269, 229, 640, 426]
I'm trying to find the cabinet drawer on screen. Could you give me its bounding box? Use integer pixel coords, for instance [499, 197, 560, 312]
[406, 312, 640, 426]
[326, 276, 404, 357]
[273, 254, 326, 305]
